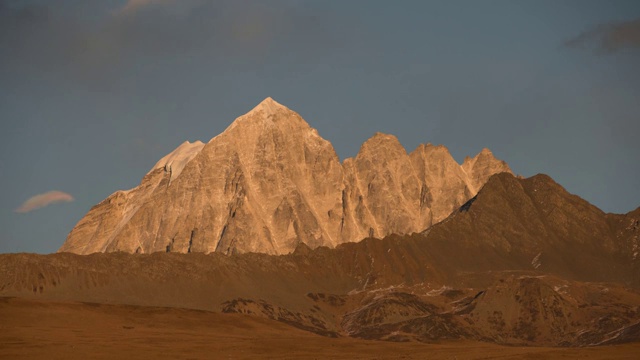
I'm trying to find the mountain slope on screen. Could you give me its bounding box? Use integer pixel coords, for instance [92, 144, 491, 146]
[6, 173, 640, 346]
[59, 97, 511, 255]
[423, 173, 640, 285]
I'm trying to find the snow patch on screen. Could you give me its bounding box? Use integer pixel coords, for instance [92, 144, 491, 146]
[150, 141, 205, 184]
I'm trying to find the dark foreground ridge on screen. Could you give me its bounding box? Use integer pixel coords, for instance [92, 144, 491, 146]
[2, 173, 639, 347]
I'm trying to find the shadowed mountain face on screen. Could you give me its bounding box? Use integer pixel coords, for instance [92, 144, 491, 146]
[4, 173, 639, 347]
[58, 97, 511, 255]
[424, 173, 640, 285]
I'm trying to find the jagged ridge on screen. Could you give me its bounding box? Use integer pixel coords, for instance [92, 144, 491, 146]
[4, 173, 640, 347]
[59, 97, 511, 255]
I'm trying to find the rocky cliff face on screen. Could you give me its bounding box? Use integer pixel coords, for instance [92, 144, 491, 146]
[59, 97, 512, 255]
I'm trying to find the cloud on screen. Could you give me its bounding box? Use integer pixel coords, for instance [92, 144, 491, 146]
[0, 1, 351, 90]
[117, 0, 168, 16]
[15, 191, 75, 213]
[565, 18, 640, 53]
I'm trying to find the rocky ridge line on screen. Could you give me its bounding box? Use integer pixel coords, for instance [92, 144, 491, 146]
[59, 97, 512, 255]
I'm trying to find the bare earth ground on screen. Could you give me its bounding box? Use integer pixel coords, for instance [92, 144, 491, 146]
[1, 297, 639, 360]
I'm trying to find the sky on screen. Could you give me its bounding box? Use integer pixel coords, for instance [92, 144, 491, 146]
[1, 0, 639, 254]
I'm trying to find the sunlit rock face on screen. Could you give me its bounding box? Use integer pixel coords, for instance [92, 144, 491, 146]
[59, 97, 512, 255]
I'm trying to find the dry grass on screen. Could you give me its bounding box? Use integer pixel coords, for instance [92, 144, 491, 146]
[2, 297, 639, 360]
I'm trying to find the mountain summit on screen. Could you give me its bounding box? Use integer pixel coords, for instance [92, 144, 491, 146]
[59, 98, 512, 255]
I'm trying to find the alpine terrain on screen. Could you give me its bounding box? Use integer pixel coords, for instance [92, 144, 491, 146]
[59, 97, 511, 255]
[2, 98, 639, 358]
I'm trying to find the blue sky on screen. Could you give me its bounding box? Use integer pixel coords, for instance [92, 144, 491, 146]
[1, 0, 639, 253]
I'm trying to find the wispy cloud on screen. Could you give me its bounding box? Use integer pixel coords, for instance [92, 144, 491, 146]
[116, 0, 176, 17]
[0, 0, 351, 90]
[565, 18, 640, 54]
[15, 191, 75, 213]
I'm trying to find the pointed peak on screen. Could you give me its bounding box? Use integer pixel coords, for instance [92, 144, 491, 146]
[428, 143, 450, 152]
[463, 147, 513, 181]
[522, 173, 564, 191]
[484, 171, 519, 185]
[367, 132, 400, 143]
[358, 132, 407, 158]
[249, 96, 288, 115]
[362, 132, 404, 149]
[467, 147, 498, 162]
[411, 143, 427, 153]
[219, 97, 307, 137]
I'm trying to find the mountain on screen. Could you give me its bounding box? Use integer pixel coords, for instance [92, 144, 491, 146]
[4, 172, 639, 347]
[58, 97, 511, 255]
